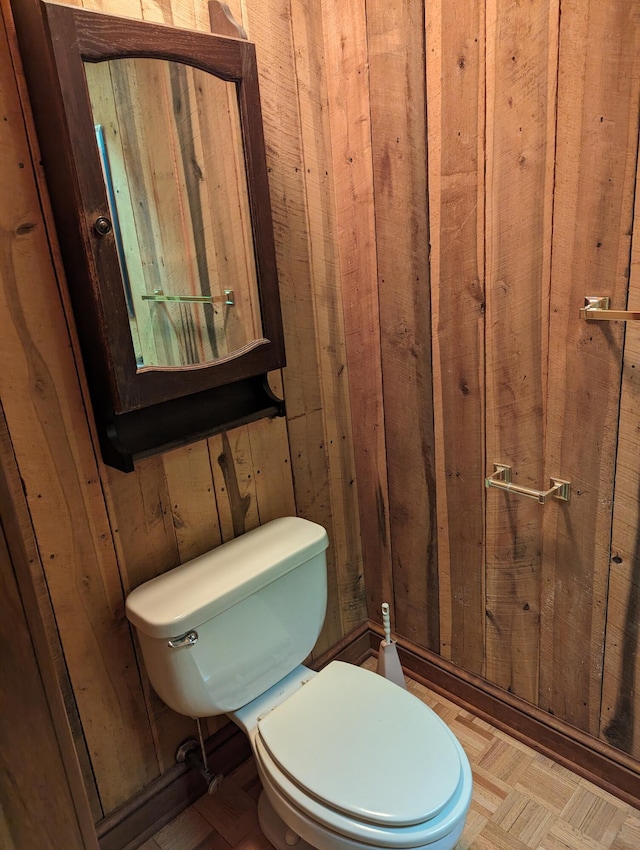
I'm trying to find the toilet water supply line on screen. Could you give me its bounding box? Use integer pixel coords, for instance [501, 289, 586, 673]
[196, 717, 224, 794]
[175, 720, 223, 795]
[376, 603, 407, 689]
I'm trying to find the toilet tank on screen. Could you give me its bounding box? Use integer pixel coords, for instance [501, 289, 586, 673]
[125, 517, 329, 717]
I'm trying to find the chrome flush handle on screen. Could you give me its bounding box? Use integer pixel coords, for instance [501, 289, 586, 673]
[168, 630, 198, 648]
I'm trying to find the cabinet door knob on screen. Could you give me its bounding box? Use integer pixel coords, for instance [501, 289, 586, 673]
[93, 216, 113, 236]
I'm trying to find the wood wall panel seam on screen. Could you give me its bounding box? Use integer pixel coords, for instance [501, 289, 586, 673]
[243, 0, 361, 653]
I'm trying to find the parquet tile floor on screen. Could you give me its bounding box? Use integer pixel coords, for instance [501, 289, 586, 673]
[141, 663, 640, 850]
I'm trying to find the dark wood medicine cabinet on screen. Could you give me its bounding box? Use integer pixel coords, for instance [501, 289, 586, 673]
[12, 0, 285, 471]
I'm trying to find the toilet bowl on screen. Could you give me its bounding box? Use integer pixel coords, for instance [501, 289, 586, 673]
[125, 517, 472, 850]
[231, 662, 472, 850]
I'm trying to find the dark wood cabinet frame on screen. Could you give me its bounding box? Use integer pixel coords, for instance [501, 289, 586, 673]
[12, 0, 285, 471]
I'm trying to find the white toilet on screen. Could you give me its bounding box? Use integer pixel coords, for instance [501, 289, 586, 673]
[125, 517, 472, 850]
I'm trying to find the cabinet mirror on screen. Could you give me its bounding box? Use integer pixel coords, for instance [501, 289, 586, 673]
[86, 56, 261, 370]
[13, 1, 285, 471]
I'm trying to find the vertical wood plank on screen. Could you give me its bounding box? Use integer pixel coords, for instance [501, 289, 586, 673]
[247, 416, 296, 526]
[541, 0, 640, 734]
[194, 68, 260, 357]
[162, 442, 222, 563]
[427, 0, 486, 671]
[241, 0, 353, 651]
[207, 0, 300, 555]
[209, 427, 260, 540]
[484, 0, 558, 704]
[366, 0, 438, 649]
[0, 404, 100, 847]
[104, 457, 180, 594]
[599, 145, 640, 758]
[0, 519, 89, 850]
[321, 0, 392, 625]
[110, 57, 199, 365]
[1, 0, 159, 812]
[288, 0, 366, 642]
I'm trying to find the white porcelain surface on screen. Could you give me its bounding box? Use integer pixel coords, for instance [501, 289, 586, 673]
[230, 665, 318, 734]
[126, 516, 328, 639]
[254, 729, 472, 850]
[125, 517, 329, 715]
[134, 576, 324, 716]
[257, 662, 462, 827]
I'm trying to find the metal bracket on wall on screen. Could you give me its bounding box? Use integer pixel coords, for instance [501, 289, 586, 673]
[580, 296, 640, 322]
[485, 464, 571, 504]
[142, 288, 235, 306]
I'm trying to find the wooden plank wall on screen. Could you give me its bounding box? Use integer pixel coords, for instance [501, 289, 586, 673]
[367, 0, 437, 652]
[601, 146, 640, 760]
[1, 0, 365, 818]
[0, 471, 89, 850]
[321, 0, 393, 627]
[326, 0, 640, 770]
[425, 0, 485, 672]
[3, 0, 640, 826]
[483, 0, 557, 706]
[541, 0, 640, 737]
[0, 402, 98, 850]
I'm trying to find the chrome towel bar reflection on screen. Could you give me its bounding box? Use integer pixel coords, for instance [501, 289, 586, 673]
[580, 296, 640, 321]
[485, 464, 570, 504]
[142, 288, 235, 306]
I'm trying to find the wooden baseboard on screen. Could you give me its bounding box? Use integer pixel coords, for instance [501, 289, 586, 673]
[96, 723, 251, 850]
[365, 623, 640, 809]
[96, 625, 372, 850]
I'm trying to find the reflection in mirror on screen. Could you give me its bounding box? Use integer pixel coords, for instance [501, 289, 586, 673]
[84, 58, 261, 369]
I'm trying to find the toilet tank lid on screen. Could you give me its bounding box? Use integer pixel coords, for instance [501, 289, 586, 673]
[125, 517, 328, 639]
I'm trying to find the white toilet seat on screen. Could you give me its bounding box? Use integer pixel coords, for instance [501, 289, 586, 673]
[248, 662, 473, 849]
[254, 729, 472, 849]
[256, 662, 462, 827]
